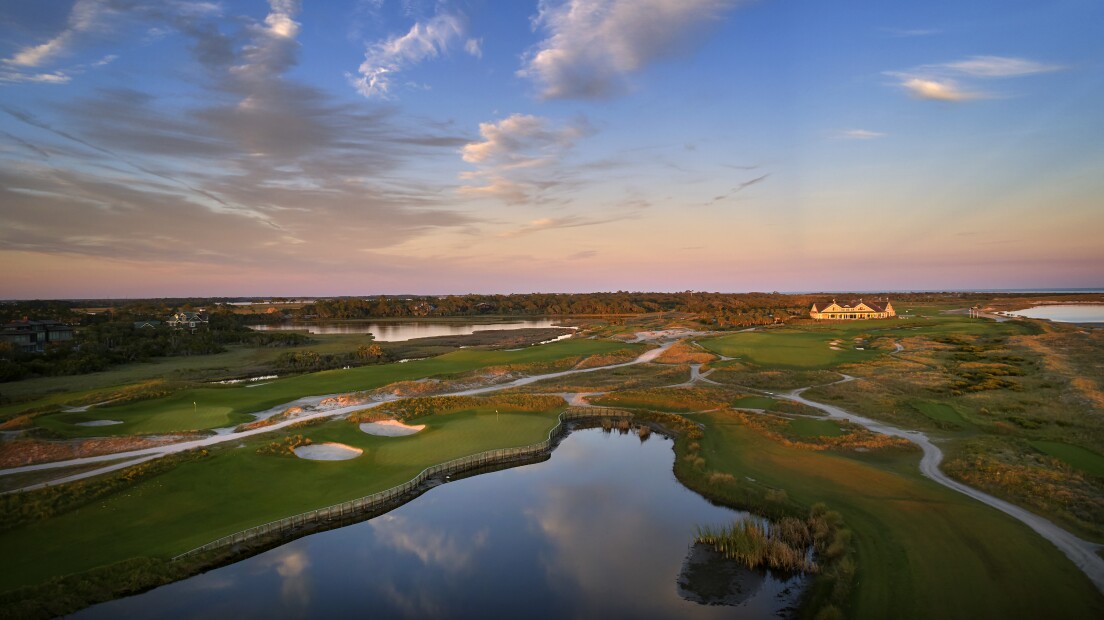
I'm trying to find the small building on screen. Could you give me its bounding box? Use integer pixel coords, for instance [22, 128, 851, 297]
[0, 319, 74, 353]
[810, 299, 895, 320]
[133, 320, 162, 329]
[167, 311, 208, 333]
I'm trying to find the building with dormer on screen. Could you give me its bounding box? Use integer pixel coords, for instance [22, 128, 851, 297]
[810, 299, 895, 320]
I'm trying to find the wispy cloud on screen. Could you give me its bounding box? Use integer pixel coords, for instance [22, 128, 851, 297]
[0, 0, 480, 270]
[352, 12, 479, 98]
[2, 0, 107, 67]
[519, 0, 741, 100]
[831, 128, 887, 140]
[887, 55, 1063, 102]
[497, 215, 631, 237]
[942, 56, 1062, 78]
[900, 77, 979, 102]
[880, 27, 941, 38]
[459, 114, 594, 204]
[703, 173, 770, 205]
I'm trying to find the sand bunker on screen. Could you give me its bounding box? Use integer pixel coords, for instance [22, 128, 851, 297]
[360, 420, 426, 437]
[293, 442, 363, 460]
[75, 420, 124, 427]
[829, 346, 842, 351]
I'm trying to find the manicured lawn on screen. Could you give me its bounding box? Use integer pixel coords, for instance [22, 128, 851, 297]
[787, 417, 843, 438]
[1, 405, 563, 592]
[34, 339, 637, 437]
[699, 330, 883, 369]
[911, 401, 969, 429]
[696, 412, 1103, 619]
[1031, 441, 1104, 478]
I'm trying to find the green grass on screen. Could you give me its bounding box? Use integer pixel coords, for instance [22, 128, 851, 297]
[1031, 441, 1104, 478]
[731, 395, 777, 410]
[911, 402, 969, 429]
[694, 412, 1103, 619]
[700, 313, 1039, 371]
[0, 405, 563, 593]
[699, 330, 884, 369]
[33, 339, 636, 437]
[787, 418, 844, 438]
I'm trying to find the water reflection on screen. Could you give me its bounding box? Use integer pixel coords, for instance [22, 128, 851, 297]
[250, 318, 563, 340]
[77, 430, 804, 619]
[1008, 304, 1104, 323]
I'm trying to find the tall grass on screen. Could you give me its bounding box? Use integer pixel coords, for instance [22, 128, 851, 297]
[695, 518, 818, 573]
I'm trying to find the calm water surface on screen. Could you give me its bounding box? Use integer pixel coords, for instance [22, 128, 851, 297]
[1010, 304, 1104, 323]
[77, 430, 804, 619]
[251, 318, 563, 340]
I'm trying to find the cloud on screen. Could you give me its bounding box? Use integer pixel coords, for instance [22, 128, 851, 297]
[461, 114, 589, 164]
[2, 0, 108, 67]
[352, 12, 475, 98]
[0, 0, 481, 272]
[887, 55, 1062, 102]
[832, 128, 887, 140]
[941, 56, 1063, 78]
[464, 38, 483, 58]
[900, 77, 978, 101]
[703, 173, 770, 205]
[519, 0, 741, 100]
[880, 27, 941, 38]
[497, 215, 632, 237]
[459, 114, 593, 204]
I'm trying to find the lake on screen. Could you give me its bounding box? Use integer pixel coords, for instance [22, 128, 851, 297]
[1009, 304, 1104, 323]
[250, 318, 565, 340]
[76, 429, 805, 619]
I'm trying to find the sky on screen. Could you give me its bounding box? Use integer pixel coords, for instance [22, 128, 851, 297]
[0, 0, 1102, 298]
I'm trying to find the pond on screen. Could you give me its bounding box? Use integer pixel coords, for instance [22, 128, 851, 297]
[250, 318, 565, 340]
[1009, 304, 1104, 323]
[76, 429, 805, 619]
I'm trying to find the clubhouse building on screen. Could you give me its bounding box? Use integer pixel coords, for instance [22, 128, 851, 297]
[810, 299, 895, 320]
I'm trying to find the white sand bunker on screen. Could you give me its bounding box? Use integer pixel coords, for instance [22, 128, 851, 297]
[360, 420, 425, 437]
[829, 346, 842, 351]
[76, 420, 123, 427]
[293, 442, 363, 460]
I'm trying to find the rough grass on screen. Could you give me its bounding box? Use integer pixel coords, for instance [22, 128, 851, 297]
[0, 405, 563, 593]
[688, 413, 1104, 619]
[589, 387, 727, 413]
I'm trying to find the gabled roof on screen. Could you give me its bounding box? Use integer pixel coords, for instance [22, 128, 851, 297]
[812, 299, 891, 312]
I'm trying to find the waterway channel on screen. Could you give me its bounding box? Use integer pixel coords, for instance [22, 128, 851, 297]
[250, 318, 565, 340]
[74, 429, 805, 619]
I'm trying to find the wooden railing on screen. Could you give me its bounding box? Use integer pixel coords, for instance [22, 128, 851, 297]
[172, 409, 631, 560]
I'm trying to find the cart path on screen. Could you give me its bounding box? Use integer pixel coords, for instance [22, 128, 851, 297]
[0, 339, 675, 483]
[776, 375, 1104, 593]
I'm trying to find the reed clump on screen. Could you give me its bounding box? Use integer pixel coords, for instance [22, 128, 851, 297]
[695, 519, 818, 573]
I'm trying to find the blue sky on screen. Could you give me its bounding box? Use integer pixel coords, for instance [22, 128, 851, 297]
[1, 0, 1101, 297]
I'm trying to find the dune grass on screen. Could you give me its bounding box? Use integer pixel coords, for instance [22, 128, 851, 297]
[690, 412, 1103, 619]
[0, 405, 563, 593]
[32, 339, 635, 437]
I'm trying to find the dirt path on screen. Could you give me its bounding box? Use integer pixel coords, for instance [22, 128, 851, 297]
[778, 375, 1104, 594]
[0, 339, 676, 487]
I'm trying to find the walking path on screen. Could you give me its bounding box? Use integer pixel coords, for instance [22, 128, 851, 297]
[0, 337, 675, 486]
[777, 375, 1104, 594]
